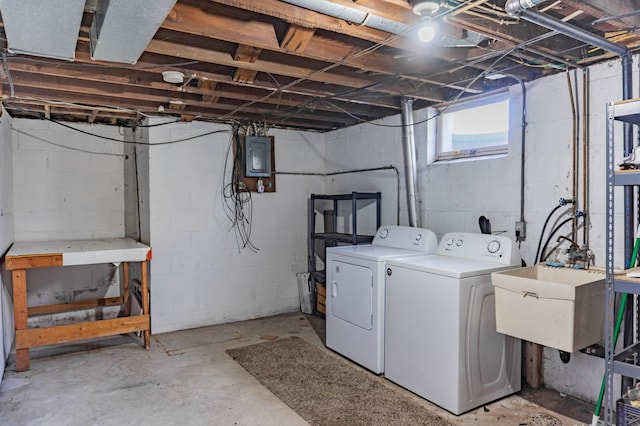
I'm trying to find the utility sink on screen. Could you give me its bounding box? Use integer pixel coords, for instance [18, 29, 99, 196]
[491, 264, 605, 353]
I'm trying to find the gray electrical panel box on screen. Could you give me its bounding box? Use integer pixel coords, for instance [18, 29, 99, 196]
[244, 136, 272, 177]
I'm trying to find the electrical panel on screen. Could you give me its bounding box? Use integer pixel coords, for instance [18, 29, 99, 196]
[244, 136, 271, 177]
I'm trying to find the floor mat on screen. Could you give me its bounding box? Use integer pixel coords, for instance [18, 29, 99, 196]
[226, 336, 453, 426]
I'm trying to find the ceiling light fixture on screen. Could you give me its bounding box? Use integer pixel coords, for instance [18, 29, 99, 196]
[409, 1, 440, 43]
[410, 1, 440, 17]
[162, 70, 185, 84]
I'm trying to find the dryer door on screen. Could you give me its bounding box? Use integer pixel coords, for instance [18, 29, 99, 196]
[330, 260, 373, 330]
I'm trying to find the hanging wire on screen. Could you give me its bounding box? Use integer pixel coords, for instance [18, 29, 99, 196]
[221, 128, 259, 253]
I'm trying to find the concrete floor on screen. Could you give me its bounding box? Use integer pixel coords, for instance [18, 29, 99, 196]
[0, 312, 593, 425]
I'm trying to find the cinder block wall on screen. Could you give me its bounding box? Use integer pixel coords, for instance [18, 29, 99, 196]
[323, 57, 636, 404]
[10, 119, 127, 326]
[143, 121, 326, 333]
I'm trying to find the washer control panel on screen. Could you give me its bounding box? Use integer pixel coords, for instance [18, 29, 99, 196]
[438, 232, 520, 264]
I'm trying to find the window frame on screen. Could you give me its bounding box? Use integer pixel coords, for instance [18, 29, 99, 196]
[435, 91, 510, 161]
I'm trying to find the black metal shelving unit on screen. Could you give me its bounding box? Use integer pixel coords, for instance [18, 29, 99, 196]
[307, 192, 381, 317]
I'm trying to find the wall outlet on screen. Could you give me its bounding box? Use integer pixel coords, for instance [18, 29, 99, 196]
[515, 221, 526, 242]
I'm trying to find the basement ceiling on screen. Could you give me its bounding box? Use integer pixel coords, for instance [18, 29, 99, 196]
[0, 0, 639, 132]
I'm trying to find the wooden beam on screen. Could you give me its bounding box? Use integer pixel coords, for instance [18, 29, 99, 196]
[15, 315, 150, 349]
[233, 44, 262, 84]
[199, 80, 219, 103]
[6, 58, 397, 113]
[165, 0, 475, 92]
[28, 297, 125, 317]
[281, 24, 315, 53]
[146, 39, 377, 89]
[7, 86, 353, 129]
[6, 253, 63, 270]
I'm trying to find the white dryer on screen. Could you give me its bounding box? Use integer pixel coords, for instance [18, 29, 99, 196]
[384, 232, 522, 415]
[325, 225, 438, 374]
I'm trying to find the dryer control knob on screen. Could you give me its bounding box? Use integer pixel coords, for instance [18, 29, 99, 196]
[386, 268, 392, 276]
[456, 239, 463, 246]
[446, 239, 454, 246]
[379, 228, 389, 238]
[487, 240, 501, 253]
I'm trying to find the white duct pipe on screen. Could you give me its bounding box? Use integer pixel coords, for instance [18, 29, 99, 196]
[401, 97, 421, 227]
[280, 0, 408, 35]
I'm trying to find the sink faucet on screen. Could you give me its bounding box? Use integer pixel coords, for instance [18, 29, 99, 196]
[556, 236, 594, 269]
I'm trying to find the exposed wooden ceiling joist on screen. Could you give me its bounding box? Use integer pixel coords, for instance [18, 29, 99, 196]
[0, 0, 638, 131]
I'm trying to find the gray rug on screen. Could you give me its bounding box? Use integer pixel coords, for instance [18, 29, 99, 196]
[226, 336, 453, 426]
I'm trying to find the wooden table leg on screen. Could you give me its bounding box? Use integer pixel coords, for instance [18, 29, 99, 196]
[12, 269, 29, 372]
[122, 261, 130, 317]
[141, 260, 150, 349]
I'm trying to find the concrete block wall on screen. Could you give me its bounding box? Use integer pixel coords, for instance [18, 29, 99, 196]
[325, 115, 409, 232]
[0, 108, 13, 384]
[12, 119, 126, 241]
[10, 119, 128, 324]
[144, 120, 325, 334]
[322, 57, 637, 404]
[0, 108, 12, 254]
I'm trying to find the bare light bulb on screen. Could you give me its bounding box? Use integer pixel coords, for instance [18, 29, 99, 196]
[418, 24, 437, 42]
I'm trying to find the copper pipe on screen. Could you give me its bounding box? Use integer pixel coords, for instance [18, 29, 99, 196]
[582, 68, 589, 247]
[566, 71, 578, 242]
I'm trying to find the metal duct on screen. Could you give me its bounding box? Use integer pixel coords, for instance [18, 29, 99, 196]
[90, 0, 177, 64]
[0, 0, 85, 61]
[401, 98, 421, 227]
[280, 0, 486, 47]
[280, 0, 408, 35]
[504, 0, 548, 17]
[517, 10, 629, 57]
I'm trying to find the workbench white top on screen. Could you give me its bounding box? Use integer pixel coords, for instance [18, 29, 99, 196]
[6, 238, 151, 266]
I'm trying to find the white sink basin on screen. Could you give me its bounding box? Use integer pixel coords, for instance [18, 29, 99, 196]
[491, 264, 605, 353]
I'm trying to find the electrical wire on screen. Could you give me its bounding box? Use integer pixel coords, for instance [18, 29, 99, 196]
[220, 128, 259, 253]
[5, 53, 202, 70]
[4, 102, 232, 146]
[276, 165, 401, 225]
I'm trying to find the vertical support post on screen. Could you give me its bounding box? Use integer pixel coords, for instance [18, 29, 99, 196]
[141, 260, 150, 349]
[13, 269, 29, 372]
[123, 261, 130, 317]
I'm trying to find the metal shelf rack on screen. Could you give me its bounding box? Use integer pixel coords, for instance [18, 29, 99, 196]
[605, 98, 640, 424]
[307, 192, 381, 316]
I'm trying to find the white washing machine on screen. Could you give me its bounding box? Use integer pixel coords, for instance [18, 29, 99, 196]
[384, 232, 522, 415]
[325, 225, 438, 374]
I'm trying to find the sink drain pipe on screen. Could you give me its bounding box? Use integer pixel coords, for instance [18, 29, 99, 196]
[401, 97, 421, 227]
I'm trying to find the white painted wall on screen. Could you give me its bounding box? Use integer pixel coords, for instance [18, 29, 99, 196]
[0, 107, 14, 384]
[324, 56, 637, 404]
[143, 120, 325, 333]
[10, 119, 128, 326]
[1, 54, 634, 404]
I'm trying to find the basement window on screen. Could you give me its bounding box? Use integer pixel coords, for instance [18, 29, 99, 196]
[436, 93, 509, 161]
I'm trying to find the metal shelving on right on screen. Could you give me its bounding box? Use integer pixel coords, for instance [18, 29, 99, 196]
[605, 97, 640, 425]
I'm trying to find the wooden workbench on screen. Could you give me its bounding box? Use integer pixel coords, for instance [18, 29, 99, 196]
[5, 238, 152, 371]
